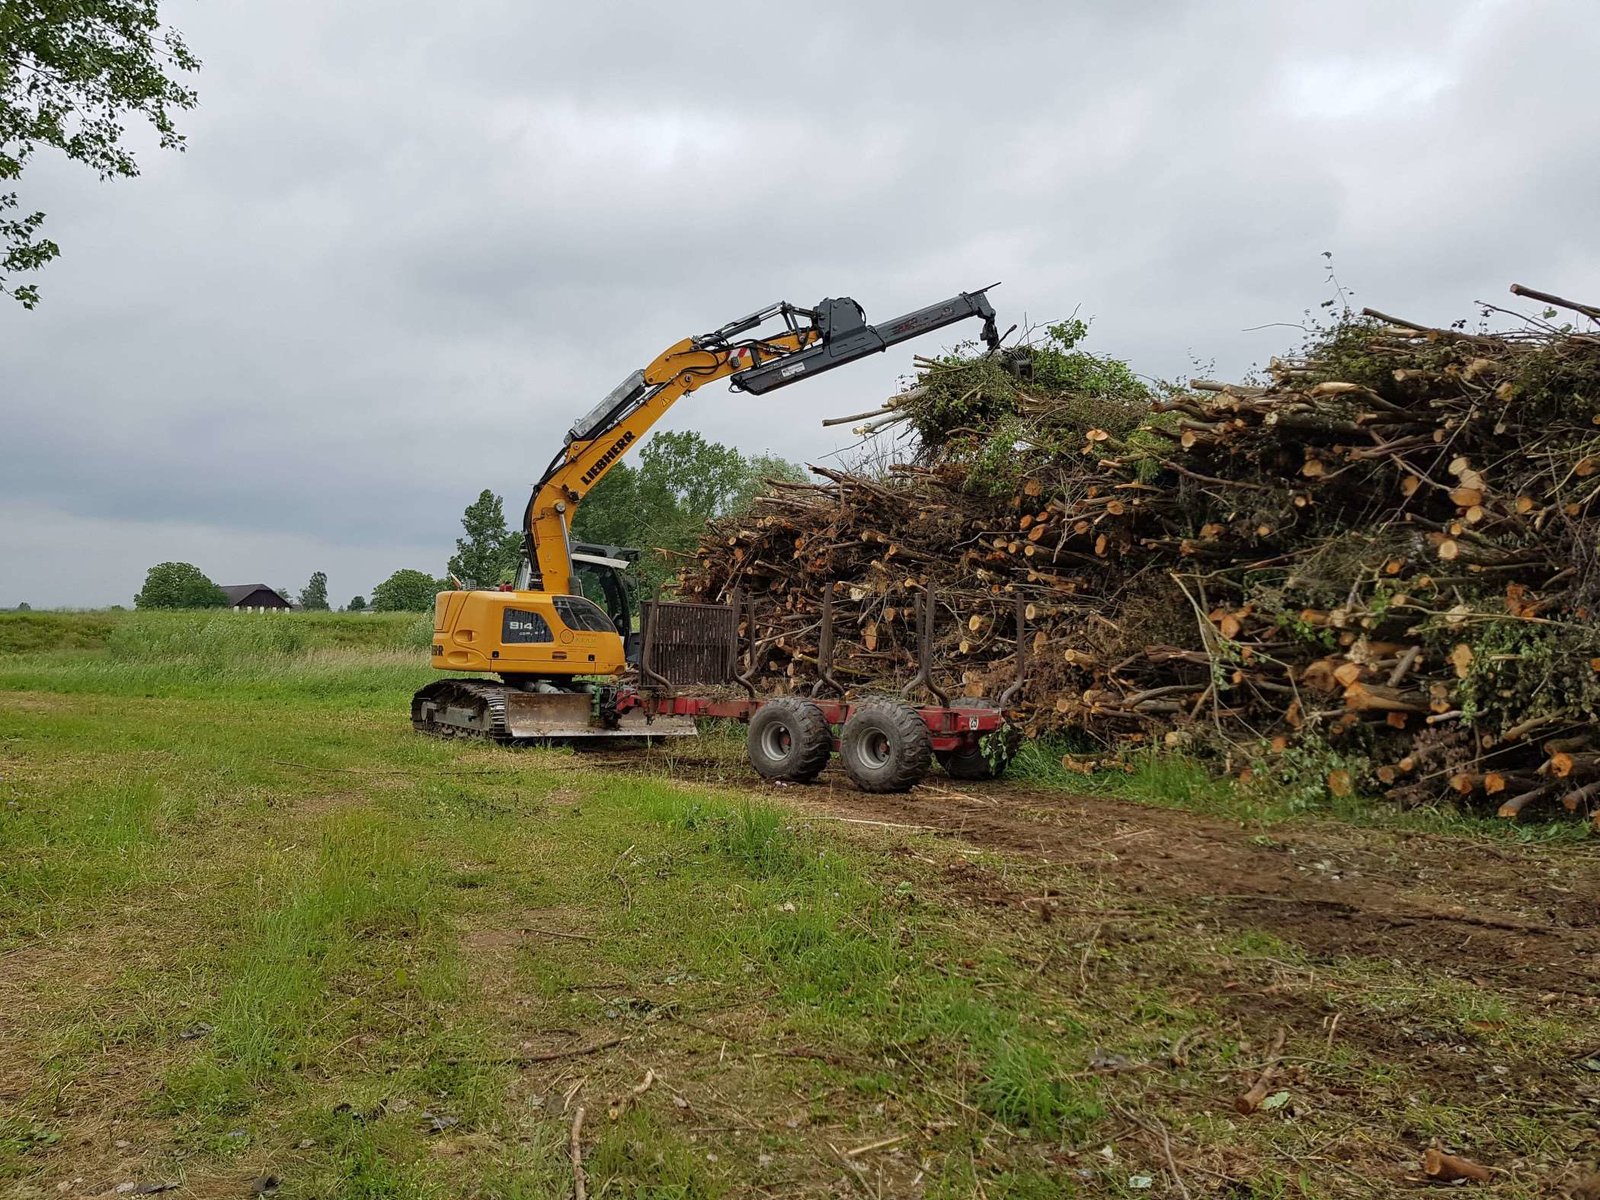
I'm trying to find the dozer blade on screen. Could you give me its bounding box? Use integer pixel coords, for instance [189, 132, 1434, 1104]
[500, 691, 697, 740]
[413, 679, 697, 742]
[611, 709, 699, 739]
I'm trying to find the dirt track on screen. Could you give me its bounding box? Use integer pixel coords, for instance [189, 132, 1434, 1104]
[608, 750, 1600, 1003]
[561, 747, 1600, 1192]
[821, 778, 1600, 993]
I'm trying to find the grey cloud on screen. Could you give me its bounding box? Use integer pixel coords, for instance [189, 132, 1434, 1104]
[3, 0, 1597, 607]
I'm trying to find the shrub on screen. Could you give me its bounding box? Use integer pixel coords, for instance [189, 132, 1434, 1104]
[135, 562, 227, 609]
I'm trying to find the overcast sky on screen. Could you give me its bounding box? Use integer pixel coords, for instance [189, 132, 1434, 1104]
[3, 0, 1596, 608]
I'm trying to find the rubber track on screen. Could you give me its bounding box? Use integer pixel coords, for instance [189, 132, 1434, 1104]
[411, 678, 513, 740]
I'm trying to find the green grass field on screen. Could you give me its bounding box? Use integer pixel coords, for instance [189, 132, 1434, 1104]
[3, 612, 1597, 1198]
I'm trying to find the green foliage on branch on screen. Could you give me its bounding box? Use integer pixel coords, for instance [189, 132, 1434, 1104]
[903, 317, 1151, 492]
[1031, 318, 1148, 398]
[1, 0, 201, 306]
[134, 561, 225, 609]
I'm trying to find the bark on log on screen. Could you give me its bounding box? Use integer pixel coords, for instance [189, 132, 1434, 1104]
[1422, 1148, 1492, 1183]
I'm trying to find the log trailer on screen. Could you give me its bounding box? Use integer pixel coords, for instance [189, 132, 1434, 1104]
[412, 286, 1020, 791]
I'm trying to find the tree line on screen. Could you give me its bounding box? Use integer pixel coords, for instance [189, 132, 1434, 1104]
[129, 432, 804, 612]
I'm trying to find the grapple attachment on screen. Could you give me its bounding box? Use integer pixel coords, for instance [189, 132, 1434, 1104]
[638, 600, 741, 690]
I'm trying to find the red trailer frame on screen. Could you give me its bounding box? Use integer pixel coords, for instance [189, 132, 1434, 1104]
[616, 691, 1008, 753]
[621, 587, 1026, 790]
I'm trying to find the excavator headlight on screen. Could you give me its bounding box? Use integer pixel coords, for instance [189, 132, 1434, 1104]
[568, 369, 649, 444]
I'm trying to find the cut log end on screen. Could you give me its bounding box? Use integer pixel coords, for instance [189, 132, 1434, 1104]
[1422, 1148, 1491, 1183]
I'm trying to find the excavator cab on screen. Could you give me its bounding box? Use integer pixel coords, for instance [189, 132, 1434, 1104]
[571, 542, 642, 663]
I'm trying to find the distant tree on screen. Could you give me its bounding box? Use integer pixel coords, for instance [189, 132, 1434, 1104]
[2, 1, 201, 307]
[14, 602, 30, 611]
[347, 595, 367, 612]
[732, 452, 808, 512]
[569, 462, 639, 548]
[135, 561, 226, 609]
[372, 570, 442, 613]
[447, 490, 521, 588]
[298, 571, 329, 611]
[628, 432, 741, 522]
[572, 432, 805, 594]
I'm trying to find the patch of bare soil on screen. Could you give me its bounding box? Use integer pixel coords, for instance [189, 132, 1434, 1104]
[0, 925, 216, 1200]
[751, 771, 1600, 1195]
[641, 764, 1600, 1003]
[581, 739, 1600, 1001]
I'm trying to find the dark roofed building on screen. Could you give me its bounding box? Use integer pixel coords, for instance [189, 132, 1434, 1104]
[221, 584, 292, 611]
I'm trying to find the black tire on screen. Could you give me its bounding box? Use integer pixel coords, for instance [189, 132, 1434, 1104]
[839, 702, 932, 793]
[746, 699, 833, 783]
[938, 745, 1004, 781]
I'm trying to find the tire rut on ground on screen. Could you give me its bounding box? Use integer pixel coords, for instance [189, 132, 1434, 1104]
[616, 756, 1600, 998]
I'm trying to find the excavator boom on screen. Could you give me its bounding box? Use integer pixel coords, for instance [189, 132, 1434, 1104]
[524, 286, 999, 597]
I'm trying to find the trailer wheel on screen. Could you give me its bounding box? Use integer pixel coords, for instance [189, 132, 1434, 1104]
[839, 702, 932, 793]
[746, 699, 833, 783]
[938, 745, 1007, 780]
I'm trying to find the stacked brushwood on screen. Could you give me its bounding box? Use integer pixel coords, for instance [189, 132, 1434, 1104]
[680, 286, 1600, 820]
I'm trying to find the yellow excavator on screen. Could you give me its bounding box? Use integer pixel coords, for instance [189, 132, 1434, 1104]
[412, 286, 1000, 742]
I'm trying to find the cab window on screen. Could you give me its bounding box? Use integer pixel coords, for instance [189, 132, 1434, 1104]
[552, 596, 616, 634]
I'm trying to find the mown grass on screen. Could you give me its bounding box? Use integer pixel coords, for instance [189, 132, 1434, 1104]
[622, 784, 1105, 1132]
[2, 612, 1596, 1197]
[157, 811, 447, 1119]
[0, 620, 1108, 1195]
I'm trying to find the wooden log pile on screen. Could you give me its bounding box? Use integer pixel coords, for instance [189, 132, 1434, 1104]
[680, 285, 1600, 819]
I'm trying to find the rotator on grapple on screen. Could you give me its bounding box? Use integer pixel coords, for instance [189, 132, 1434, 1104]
[411, 285, 1022, 791]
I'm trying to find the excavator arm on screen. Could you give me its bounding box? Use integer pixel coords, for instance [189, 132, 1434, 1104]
[523, 287, 1000, 598]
